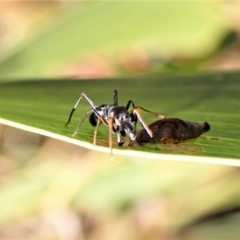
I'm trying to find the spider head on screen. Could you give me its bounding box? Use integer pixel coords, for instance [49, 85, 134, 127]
[113, 107, 130, 125]
[112, 107, 137, 141]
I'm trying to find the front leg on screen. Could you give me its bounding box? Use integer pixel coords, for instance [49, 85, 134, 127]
[116, 131, 124, 146]
[133, 108, 153, 138]
[93, 117, 102, 146]
[108, 118, 114, 157]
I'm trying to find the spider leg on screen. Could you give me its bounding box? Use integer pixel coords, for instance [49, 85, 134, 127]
[66, 92, 105, 126]
[108, 117, 114, 161]
[125, 100, 165, 138]
[65, 96, 82, 126]
[135, 106, 165, 119]
[71, 108, 93, 138]
[125, 100, 136, 111]
[126, 100, 165, 119]
[93, 117, 102, 146]
[133, 108, 153, 138]
[116, 132, 124, 146]
[113, 90, 118, 105]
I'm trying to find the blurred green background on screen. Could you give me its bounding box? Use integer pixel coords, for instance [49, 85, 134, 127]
[1, 1, 240, 239]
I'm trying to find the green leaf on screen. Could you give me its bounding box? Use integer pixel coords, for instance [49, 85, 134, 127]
[0, 71, 239, 161]
[0, 1, 230, 79]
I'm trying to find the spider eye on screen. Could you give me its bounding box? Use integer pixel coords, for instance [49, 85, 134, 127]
[118, 114, 128, 121]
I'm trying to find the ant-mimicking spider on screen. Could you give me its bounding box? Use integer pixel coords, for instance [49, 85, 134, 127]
[65, 90, 165, 156]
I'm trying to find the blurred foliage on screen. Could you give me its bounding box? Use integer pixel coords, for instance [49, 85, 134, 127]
[0, 131, 240, 239]
[0, 0, 235, 80]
